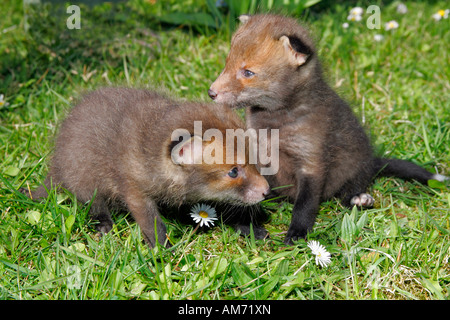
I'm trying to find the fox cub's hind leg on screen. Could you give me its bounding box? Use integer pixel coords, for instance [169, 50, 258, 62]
[337, 168, 375, 208]
[350, 193, 375, 207]
[90, 196, 114, 234]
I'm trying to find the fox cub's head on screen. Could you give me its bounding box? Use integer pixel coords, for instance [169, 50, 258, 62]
[209, 14, 320, 110]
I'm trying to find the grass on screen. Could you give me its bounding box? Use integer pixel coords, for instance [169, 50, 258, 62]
[0, 0, 449, 300]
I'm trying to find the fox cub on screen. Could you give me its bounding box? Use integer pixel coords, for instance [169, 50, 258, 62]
[25, 88, 269, 247]
[209, 14, 447, 244]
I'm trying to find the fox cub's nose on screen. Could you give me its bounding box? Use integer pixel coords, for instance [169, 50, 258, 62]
[208, 89, 217, 100]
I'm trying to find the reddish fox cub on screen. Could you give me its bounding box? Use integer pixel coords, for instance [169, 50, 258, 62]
[208, 14, 447, 244]
[24, 88, 269, 247]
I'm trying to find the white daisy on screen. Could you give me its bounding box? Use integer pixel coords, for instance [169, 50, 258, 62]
[0, 94, 8, 108]
[342, 22, 349, 29]
[385, 20, 399, 30]
[307, 240, 331, 268]
[432, 9, 449, 21]
[396, 3, 407, 14]
[349, 7, 364, 16]
[373, 34, 384, 42]
[189, 203, 218, 227]
[347, 13, 362, 22]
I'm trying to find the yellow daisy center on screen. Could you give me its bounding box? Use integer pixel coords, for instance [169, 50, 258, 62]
[438, 10, 445, 16]
[199, 211, 209, 218]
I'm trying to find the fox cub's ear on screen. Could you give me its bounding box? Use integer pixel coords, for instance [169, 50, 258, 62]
[238, 14, 251, 24]
[280, 35, 311, 67]
[171, 135, 204, 165]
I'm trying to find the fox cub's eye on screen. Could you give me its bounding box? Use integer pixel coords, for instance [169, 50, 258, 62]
[242, 69, 255, 78]
[227, 167, 239, 178]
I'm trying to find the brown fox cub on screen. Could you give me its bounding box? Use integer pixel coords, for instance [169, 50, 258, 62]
[26, 88, 269, 247]
[208, 14, 447, 244]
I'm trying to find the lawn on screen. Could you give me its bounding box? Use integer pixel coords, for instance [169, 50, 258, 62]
[0, 0, 449, 300]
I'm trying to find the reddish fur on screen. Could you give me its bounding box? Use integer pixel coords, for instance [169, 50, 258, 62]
[209, 14, 439, 244]
[27, 88, 269, 247]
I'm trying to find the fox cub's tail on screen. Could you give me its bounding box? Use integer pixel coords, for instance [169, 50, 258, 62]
[374, 158, 447, 184]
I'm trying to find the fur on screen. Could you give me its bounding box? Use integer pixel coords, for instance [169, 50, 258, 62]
[26, 88, 269, 247]
[208, 14, 447, 244]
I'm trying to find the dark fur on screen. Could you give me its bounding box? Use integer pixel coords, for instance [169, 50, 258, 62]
[26, 88, 269, 247]
[209, 15, 446, 244]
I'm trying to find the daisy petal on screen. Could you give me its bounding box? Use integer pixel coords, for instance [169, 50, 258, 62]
[190, 203, 218, 228]
[307, 240, 331, 268]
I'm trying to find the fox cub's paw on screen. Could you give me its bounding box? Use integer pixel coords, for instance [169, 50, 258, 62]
[350, 193, 374, 207]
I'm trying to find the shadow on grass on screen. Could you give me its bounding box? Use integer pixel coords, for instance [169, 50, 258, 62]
[1, 1, 171, 95]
